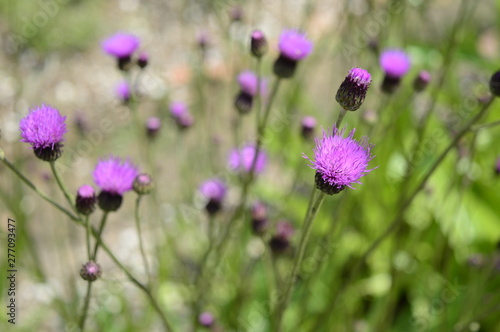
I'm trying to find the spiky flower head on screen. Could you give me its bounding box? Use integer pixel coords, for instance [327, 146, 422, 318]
[80, 261, 102, 282]
[250, 30, 268, 58]
[94, 156, 138, 196]
[20, 104, 67, 161]
[336, 68, 372, 111]
[304, 127, 374, 194]
[101, 33, 140, 59]
[75, 185, 97, 216]
[278, 30, 313, 61]
[380, 49, 411, 78]
[228, 144, 267, 174]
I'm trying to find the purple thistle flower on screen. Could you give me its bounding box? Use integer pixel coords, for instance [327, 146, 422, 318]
[278, 30, 313, 61]
[93, 156, 138, 196]
[170, 101, 188, 118]
[228, 145, 267, 174]
[137, 52, 148, 68]
[495, 158, 500, 175]
[336, 68, 372, 111]
[269, 221, 295, 254]
[75, 185, 97, 215]
[250, 30, 268, 58]
[380, 49, 411, 78]
[251, 201, 269, 235]
[304, 127, 374, 194]
[199, 178, 227, 202]
[146, 117, 161, 138]
[413, 70, 431, 92]
[301, 116, 317, 140]
[116, 81, 131, 103]
[80, 261, 102, 282]
[274, 29, 313, 78]
[199, 178, 227, 215]
[133, 173, 154, 195]
[237, 70, 268, 97]
[199, 312, 215, 328]
[93, 156, 138, 211]
[20, 104, 67, 161]
[101, 33, 140, 59]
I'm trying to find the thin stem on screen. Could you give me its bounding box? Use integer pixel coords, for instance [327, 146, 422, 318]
[0, 154, 80, 222]
[275, 188, 326, 331]
[92, 212, 109, 261]
[335, 108, 348, 129]
[135, 195, 152, 287]
[49, 161, 77, 213]
[85, 215, 92, 260]
[255, 57, 263, 127]
[472, 118, 500, 131]
[79, 281, 93, 331]
[91, 226, 175, 332]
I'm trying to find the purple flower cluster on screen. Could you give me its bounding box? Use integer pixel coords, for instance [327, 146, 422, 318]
[19, 104, 67, 161]
[305, 127, 374, 194]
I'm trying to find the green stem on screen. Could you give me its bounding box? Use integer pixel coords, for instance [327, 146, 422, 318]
[79, 281, 93, 331]
[49, 161, 77, 213]
[335, 108, 348, 129]
[0, 154, 80, 222]
[275, 188, 326, 331]
[92, 212, 109, 261]
[85, 215, 92, 260]
[91, 226, 175, 332]
[472, 118, 500, 131]
[135, 195, 152, 286]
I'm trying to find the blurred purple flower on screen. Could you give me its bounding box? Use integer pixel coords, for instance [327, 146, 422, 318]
[116, 81, 131, 102]
[278, 29, 313, 61]
[380, 49, 411, 78]
[199, 178, 227, 202]
[101, 33, 140, 59]
[237, 70, 268, 96]
[228, 145, 267, 174]
[198, 312, 215, 327]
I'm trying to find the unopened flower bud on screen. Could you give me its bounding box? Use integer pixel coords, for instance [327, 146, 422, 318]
[80, 261, 102, 282]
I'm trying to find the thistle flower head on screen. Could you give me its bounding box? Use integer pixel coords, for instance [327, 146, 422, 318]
[20, 104, 67, 161]
[237, 70, 268, 97]
[93, 156, 138, 195]
[199, 312, 215, 328]
[413, 70, 431, 92]
[278, 29, 313, 61]
[304, 127, 374, 194]
[133, 173, 154, 195]
[75, 185, 97, 215]
[335, 68, 372, 111]
[170, 101, 188, 118]
[228, 144, 267, 174]
[250, 30, 268, 58]
[101, 33, 140, 59]
[380, 49, 411, 78]
[80, 261, 102, 282]
[199, 178, 227, 202]
[116, 81, 131, 102]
